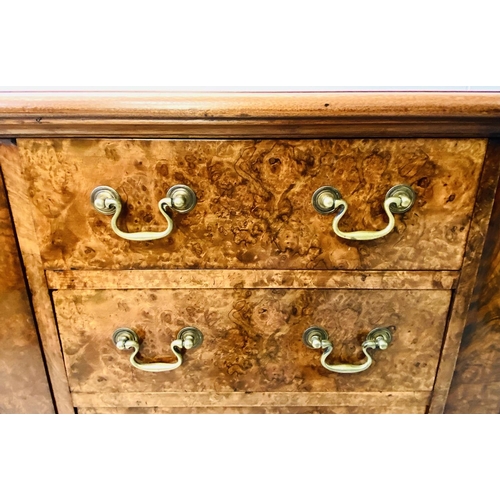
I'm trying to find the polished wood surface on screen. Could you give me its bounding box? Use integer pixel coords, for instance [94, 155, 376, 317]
[2, 92, 500, 414]
[18, 138, 485, 271]
[0, 144, 54, 413]
[54, 288, 450, 403]
[46, 269, 460, 290]
[429, 140, 500, 413]
[2, 92, 500, 137]
[445, 163, 500, 413]
[3, 92, 500, 118]
[0, 141, 74, 413]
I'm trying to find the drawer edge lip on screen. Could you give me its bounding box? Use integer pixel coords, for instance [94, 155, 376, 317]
[72, 391, 432, 408]
[46, 270, 460, 291]
[77, 406, 428, 414]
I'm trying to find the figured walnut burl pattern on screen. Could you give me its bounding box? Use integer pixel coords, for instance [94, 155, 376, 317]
[18, 139, 485, 270]
[54, 289, 451, 395]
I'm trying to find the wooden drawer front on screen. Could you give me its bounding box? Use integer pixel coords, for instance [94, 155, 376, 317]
[20, 138, 485, 271]
[54, 288, 451, 408]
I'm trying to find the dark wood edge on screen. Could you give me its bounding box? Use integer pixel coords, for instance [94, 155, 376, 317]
[2, 118, 500, 138]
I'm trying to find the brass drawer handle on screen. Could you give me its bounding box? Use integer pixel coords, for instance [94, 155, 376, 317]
[312, 185, 416, 241]
[112, 326, 203, 372]
[303, 326, 392, 374]
[91, 184, 197, 241]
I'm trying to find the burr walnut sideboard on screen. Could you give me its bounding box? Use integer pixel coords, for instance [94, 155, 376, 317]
[1, 92, 500, 414]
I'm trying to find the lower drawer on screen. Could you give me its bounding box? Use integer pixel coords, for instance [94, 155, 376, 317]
[53, 288, 451, 410]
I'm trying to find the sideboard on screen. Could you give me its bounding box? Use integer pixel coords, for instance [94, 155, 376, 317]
[0, 92, 499, 414]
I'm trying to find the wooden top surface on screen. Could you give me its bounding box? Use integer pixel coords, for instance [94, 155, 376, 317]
[1, 91, 500, 118]
[2, 92, 500, 137]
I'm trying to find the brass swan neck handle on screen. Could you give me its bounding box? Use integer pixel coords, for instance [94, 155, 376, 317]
[91, 184, 196, 242]
[303, 326, 392, 374]
[312, 184, 416, 241]
[112, 326, 203, 372]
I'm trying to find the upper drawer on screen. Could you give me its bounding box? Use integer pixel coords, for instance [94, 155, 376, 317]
[18, 138, 486, 270]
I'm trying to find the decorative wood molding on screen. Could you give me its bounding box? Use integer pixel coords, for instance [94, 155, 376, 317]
[1, 92, 500, 137]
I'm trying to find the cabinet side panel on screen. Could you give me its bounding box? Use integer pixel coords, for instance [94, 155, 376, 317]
[445, 170, 500, 413]
[0, 144, 54, 413]
[0, 141, 74, 413]
[430, 139, 500, 413]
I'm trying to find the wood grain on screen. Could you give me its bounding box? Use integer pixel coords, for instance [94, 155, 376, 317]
[0, 151, 54, 413]
[53, 289, 451, 396]
[445, 160, 500, 413]
[2, 92, 500, 137]
[72, 391, 430, 408]
[0, 141, 74, 413]
[4, 118, 500, 139]
[18, 138, 485, 271]
[3, 92, 500, 119]
[78, 406, 427, 414]
[2, 92, 498, 414]
[429, 139, 500, 413]
[46, 269, 460, 290]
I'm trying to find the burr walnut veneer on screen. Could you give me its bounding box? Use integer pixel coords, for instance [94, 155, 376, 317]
[17, 138, 484, 271]
[1, 92, 500, 414]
